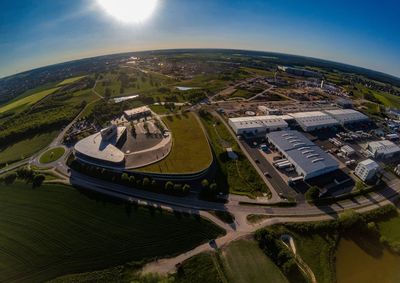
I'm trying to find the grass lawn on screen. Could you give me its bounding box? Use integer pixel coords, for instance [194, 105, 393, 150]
[138, 113, 213, 173]
[150, 104, 177, 115]
[0, 87, 60, 114]
[378, 214, 400, 245]
[222, 239, 288, 283]
[0, 182, 224, 282]
[57, 76, 86, 86]
[0, 131, 59, 165]
[39, 147, 65, 164]
[176, 252, 226, 283]
[199, 112, 269, 197]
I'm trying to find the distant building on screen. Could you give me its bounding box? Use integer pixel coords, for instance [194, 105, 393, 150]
[324, 109, 369, 126]
[340, 145, 356, 157]
[228, 115, 288, 137]
[226, 148, 238, 160]
[337, 99, 353, 109]
[124, 106, 151, 120]
[367, 140, 400, 159]
[289, 111, 339, 132]
[355, 159, 379, 182]
[258, 106, 282, 115]
[266, 130, 339, 180]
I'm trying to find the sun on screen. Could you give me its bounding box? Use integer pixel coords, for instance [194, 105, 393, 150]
[97, 0, 158, 23]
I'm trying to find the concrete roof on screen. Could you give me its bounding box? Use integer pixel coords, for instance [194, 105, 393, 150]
[359, 159, 379, 170]
[368, 140, 400, 156]
[229, 115, 288, 129]
[74, 127, 126, 163]
[289, 111, 339, 128]
[124, 106, 151, 117]
[324, 109, 369, 124]
[267, 130, 339, 177]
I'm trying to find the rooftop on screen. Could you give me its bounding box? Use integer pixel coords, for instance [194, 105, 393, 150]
[324, 109, 369, 123]
[124, 106, 151, 117]
[359, 159, 379, 170]
[74, 126, 126, 163]
[289, 111, 339, 128]
[229, 115, 288, 129]
[267, 130, 339, 177]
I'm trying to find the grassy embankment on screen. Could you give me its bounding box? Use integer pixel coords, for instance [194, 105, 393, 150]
[0, 182, 224, 282]
[199, 111, 269, 197]
[57, 76, 86, 86]
[138, 113, 213, 174]
[39, 147, 66, 164]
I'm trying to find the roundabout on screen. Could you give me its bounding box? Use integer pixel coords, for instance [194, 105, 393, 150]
[39, 147, 66, 164]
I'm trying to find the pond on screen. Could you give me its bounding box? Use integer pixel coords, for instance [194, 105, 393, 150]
[336, 239, 400, 283]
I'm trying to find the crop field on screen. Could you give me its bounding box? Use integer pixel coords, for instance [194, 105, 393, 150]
[39, 147, 65, 164]
[222, 239, 288, 283]
[57, 76, 86, 86]
[0, 87, 60, 114]
[0, 131, 59, 165]
[378, 215, 400, 245]
[0, 182, 224, 282]
[138, 113, 213, 173]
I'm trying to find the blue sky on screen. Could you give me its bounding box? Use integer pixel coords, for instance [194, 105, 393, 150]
[0, 0, 399, 78]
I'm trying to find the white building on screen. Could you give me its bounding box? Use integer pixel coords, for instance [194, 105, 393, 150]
[355, 159, 379, 182]
[324, 109, 369, 125]
[124, 106, 151, 120]
[228, 115, 288, 136]
[367, 140, 400, 159]
[340, 145, 356, 157]
[258, 106, 282, 115]
[289, 111, 339, 132]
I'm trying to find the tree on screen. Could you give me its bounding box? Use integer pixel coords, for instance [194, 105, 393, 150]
[104, 88, 112, 100]
[4, 172, 17, 185]
[201, 179, 209, 189]
[182, 184, 191, 194]
[305, 186, 320, 202]
[121, 173, 130, 185]
[129, 176, 136, 186]
[32, 174, 45, 188]
[165, 181, 174, 192]
[142, 177, 150, 188]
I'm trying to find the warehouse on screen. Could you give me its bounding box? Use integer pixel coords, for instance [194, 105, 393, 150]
[289, 111, 339, 132]
[355, 159, 379, 182]
[266, 130, 339, 180]
[124, 106, 151, 120]
[228, 116, 288, 137]
[324, 109, 369, 125]
[367, 140, 400, 159]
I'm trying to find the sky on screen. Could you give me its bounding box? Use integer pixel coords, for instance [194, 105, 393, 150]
[0, 0, 399, 78]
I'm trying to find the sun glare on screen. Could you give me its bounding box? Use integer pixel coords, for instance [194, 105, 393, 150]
[97, 0, 158, 23]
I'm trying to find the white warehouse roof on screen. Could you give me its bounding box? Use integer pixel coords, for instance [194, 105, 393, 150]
[124, 106, 151, 117]
[324, 109, 369, 125]
[267, 130, 339, 180]
[289, 111, 339, 131]
[229, 115, 288, 134]
[358, 159, 379, 171]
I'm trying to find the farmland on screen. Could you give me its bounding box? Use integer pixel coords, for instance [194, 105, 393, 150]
[222, 239, 288, 283]
[57, 76, 86, 86]
[0, 87, 60, 114]
[0, 182, 224, 282]
[0, 131, 59, 166]
[138, 113, 213, 173]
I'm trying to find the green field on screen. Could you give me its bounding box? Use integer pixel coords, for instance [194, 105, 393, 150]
[231, 89, 255, 99]
[138, 113, 213, 173]
[0, 87, 60, 114]
[352, 84, 400, 109]
[57, 76, 86, 86]
[0, 182, 224, 282]
[222, 239, 288, 283]
[0, 131, 59, 165]
[39, 147, 65, 164]
[378, 214, 400, 245]
[199, 112, 269, 197]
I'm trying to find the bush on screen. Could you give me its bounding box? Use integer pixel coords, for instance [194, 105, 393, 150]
[3, 172, 17, 185]
[32, 174, 45, 188]
[305, 186, 320, 202]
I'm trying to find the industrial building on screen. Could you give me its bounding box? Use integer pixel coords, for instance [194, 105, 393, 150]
[289, 111, 339, 132]
[367, 140, 400, 159]
[324, 109, 369, 125]
[277, 66, 323, 78]
[228, 116, 288, 136]
[258, 106, 282, 115]
[74, 125, 127, 166]
[124, 106, 151, 120]
[355, 159, 380, 182]
[266, 130, 339, 180]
